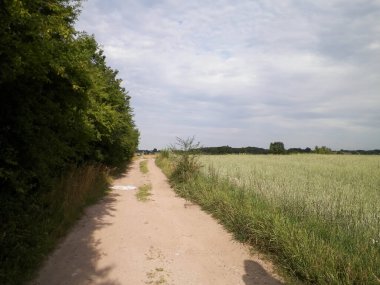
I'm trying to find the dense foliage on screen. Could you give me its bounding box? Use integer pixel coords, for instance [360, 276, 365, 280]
[0, 0, 138, 195]
[0, 1, 138, 283]
[269, 141, 286, 154]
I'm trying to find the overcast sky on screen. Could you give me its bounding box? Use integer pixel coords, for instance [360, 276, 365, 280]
[76, 0, 380, 150]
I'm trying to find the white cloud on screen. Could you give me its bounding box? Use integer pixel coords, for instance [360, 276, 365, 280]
[76, 0, 380, 150]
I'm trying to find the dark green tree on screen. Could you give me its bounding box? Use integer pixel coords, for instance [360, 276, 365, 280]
[269, 142, 286, 154]
[0, 2, 139, 194]
[314, 146, 332, 154]
[0, 0, 87, 194]
[0, 2, 139, 283]
[77, 35, 139, 168]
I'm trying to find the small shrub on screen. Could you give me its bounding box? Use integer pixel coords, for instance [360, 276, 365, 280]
[170, 137, 202, 183]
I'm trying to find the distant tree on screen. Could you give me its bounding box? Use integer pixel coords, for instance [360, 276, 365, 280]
[314, 146, 332, 154]
[287, 148, 303, 154]
[269, 142, 285, 154]
[199, 146, 269, 155]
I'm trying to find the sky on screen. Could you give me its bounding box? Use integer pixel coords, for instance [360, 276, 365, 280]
[76, 0, 380, 150]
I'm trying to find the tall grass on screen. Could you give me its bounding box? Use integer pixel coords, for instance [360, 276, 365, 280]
[157, 153, 380, 284]
[0, 164, 110, 285]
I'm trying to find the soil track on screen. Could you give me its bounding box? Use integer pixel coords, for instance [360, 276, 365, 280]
[32, 157, 283, 285]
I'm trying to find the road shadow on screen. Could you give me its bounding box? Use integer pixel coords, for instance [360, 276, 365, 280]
[112, 164, 134, 179]
[31, 191, 123, 285]
[242, 260, 283, 285]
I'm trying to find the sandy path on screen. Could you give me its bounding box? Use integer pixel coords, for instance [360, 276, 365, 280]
[32, 157, 283, 285]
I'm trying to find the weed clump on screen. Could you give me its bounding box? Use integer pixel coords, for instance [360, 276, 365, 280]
[136, 184, 152, 202]
[139, 160, 149, 174]
[169, 137, 202, 184]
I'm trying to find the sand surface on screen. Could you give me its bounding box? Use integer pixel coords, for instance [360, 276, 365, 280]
[32, 157, 283, 285]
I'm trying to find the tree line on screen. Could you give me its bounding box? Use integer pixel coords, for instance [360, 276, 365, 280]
[0, 0, 138, 197]
[200, 142, 380, 155]
[0, 1, 138, 283]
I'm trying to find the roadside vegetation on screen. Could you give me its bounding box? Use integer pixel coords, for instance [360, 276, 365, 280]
[140, 160, 149, 174]
[156, 145, 380, 284]
[136, 184, 152, 202]
[0, 1, 138, 284]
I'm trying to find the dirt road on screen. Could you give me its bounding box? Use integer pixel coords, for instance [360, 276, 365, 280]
[32, 158, 283, 285]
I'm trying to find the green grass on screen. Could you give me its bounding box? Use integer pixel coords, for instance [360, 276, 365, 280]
[200, 155, 380, 229]
[0, 164, 110, 285]
[136, 184, 152, 202]
[156, 153, 380, 284]
[140, 159, 149, 174]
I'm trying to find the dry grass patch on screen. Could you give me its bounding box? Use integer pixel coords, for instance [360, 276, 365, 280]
[136, 184, 152, 202]
[140, 160, 149, 174]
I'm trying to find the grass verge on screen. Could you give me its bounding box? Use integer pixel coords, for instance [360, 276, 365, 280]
[139, 160, 149, 174]
[136, 184, 152, 202]
[0, 164, 110, 285]
[156, 154, 380, 285]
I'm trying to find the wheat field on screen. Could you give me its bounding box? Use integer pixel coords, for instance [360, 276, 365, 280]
[196, 154, 380, 284]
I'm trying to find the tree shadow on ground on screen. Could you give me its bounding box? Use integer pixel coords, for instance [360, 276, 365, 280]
[242, 260, 283, 285]
[112, 164, 134, 179]
[31, 192, 123, 285]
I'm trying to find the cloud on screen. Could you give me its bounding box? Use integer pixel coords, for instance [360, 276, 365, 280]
[76, 0, 380, 150]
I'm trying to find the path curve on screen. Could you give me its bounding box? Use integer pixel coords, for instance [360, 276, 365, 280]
[32, 157, 283, 285]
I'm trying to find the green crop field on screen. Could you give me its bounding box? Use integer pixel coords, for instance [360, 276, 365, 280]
[200, 155, 380, 229]
[157, 153, 380, 284]
[197, 154, 380, 284]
